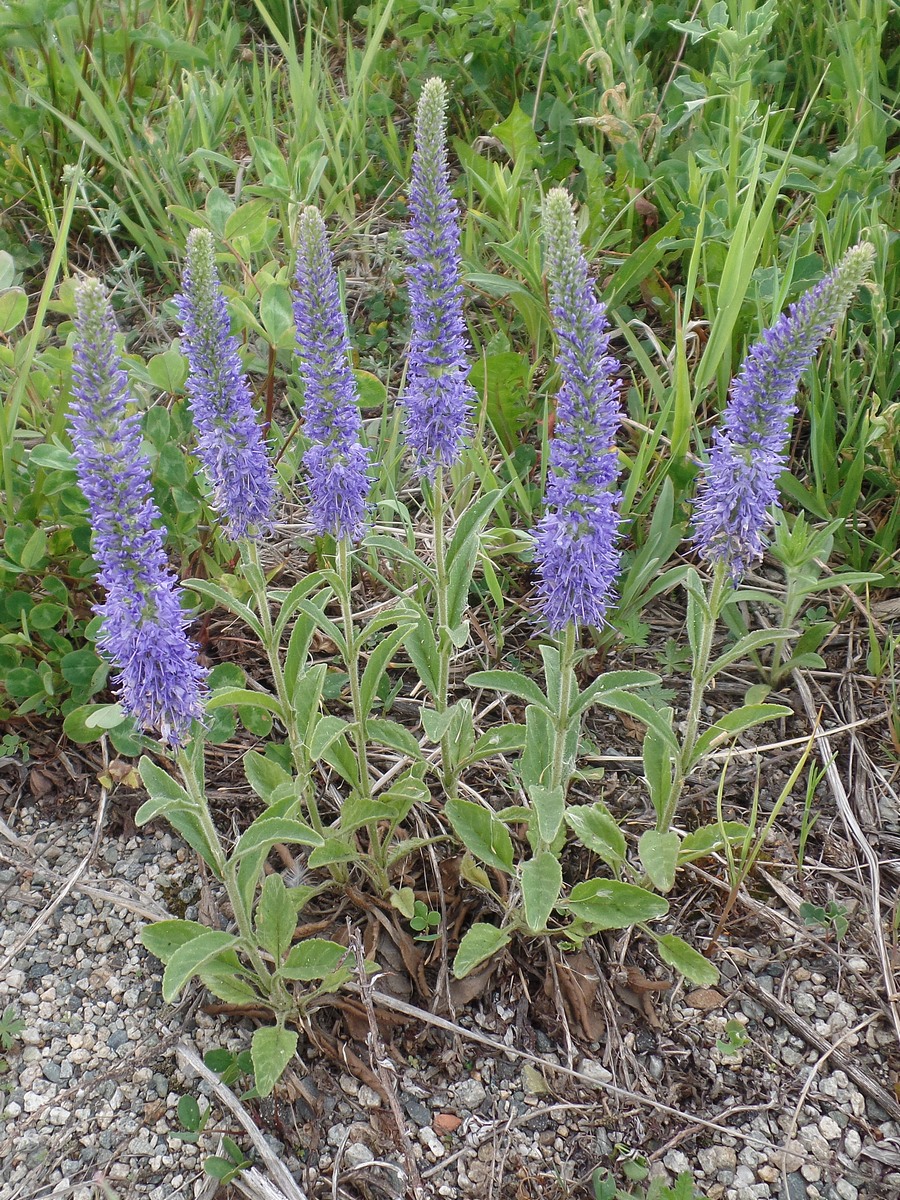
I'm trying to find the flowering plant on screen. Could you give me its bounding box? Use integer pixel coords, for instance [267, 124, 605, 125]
[63, 80, 875, 1090]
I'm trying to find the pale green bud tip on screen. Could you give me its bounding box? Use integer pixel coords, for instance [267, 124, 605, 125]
[839, 241, 876, 288]
[73, 277, 112, 344]
[297, 205, 326, 246]
[542, 187, 577, 238]
[417, 77, 448, 142]
[185, 227, 215, 286]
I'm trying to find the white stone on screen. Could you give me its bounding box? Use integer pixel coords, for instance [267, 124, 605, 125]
[835, 1181, 858, 1200]
[6, 969, 25, 990]
[663, 1150, 691, 1175]
[344, 1143, 374, 1169]
[418, 1125, 445, 1158]
[818, 1115, 841, 1140]
[357, 1084, 381, 1109]
[793, 990, 817, 1016]
[577, 1059, 613, 1085]
[698, 1147, 737, 1174]
[454, 1078, 487, 1109]
[48, 1106, 71, 1126]
[843, 1128, 862, 1159]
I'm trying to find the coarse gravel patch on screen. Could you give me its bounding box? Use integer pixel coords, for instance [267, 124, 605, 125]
[1, 799, 899, 1200]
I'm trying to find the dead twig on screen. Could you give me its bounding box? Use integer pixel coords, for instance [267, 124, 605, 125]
[176, 1042, 309, 1200]
[791, 670, 900, 1049]
[0, 788, 109, 974]
[349, 926, 424, 1198]
[743, 976, 900, 1121]
[342, 982, 784, 1153]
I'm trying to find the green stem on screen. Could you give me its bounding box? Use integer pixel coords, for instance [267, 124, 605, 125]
[550, 623, 578, 794]
[431, 466, 458, 798]
[336, 538, 392, 892]
[175, 749, 274, 989]
[242, 540, 323, 835]
[770, 571, 801, 688]
[175, 747, 227, 879]
[658, 562, 728, 834]
[337, 537, 371, 799]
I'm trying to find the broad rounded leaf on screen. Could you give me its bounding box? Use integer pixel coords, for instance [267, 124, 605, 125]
[280, 938, 349, 981]
[565, 879, 669, 929]
[445, 799, 514, 873]
[521, 852, 562, 933]
[452, 923, 512, 979]
[162, 931, 240, 1002]
[638, 830, 680, 893]
[251, 1025, 298, 1097]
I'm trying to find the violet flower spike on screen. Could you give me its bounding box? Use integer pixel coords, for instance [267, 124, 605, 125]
[534, 188, 624, 632]
[176, 228, 277, 540]
[293, 207, 372, 541]
[693, 242, 876, 580]
[68, 278, 207, 746]
[401, 76, 475, 478]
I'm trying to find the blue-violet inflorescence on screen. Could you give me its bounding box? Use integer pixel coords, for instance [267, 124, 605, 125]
[293, 207, 372, 541]
[401, 76, 475, 478]
[534, 188, 624, 632]
[69, 278, 207, 746]
[693, 242, 876, 580]
[176, 228, 277, 540]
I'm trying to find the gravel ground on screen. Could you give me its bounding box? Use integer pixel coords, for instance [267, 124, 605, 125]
[2, 795, 899, 1200]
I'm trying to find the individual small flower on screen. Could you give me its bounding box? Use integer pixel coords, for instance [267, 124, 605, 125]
[693, 242, 876, 579]
[292, 207, 371, 541]
[534, 188, 624, 632]
[68, 278, 207, 746]
[401, 76, 475, 477]
[175, 228, 277, 539]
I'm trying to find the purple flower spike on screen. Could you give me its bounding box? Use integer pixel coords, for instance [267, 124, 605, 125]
[69, 278, 207, 746]
[693, 242, 876, 580]
[535, 188, 624, 632]
[293, 207, 372, 541]
[176, 228, 277, 540]
[401, 76, 474, 478]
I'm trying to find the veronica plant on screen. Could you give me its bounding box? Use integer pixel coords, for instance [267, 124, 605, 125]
[69, 277, 209, 750]
[292, 205, 432, 893]
[454, 192, 686, 978]
[641, 242, 879, 853]
[396, 77, 487, 801]
[70, 278, 356, 1098]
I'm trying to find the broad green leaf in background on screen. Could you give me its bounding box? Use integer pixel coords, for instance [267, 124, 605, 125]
[521, 852, 562, 933]
[445, 798, 514, 873]
[251, 1025, 298, 1097]
[453, 923, 513, 979]
[638, 830, 681, 893]
[565, 880, 669, 928]
[654, 933, 719, 986]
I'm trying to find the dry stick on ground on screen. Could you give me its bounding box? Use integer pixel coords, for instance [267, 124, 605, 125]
[791, 669, 900, 1049]
[0, 787, 109, 974]
[742, 976, 900, 1123]
[686, 859, 900, 1121]
[342, 982, 790, 1155]
[176, 1042, 309, 1200]
[0, 844, 172, 923]
[778, 1011, 882, 1197]
[349, 926, 425, 1199]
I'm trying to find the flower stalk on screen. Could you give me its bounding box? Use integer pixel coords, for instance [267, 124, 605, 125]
[68, 277, 207, 747]
[176, 228, 277, 540]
